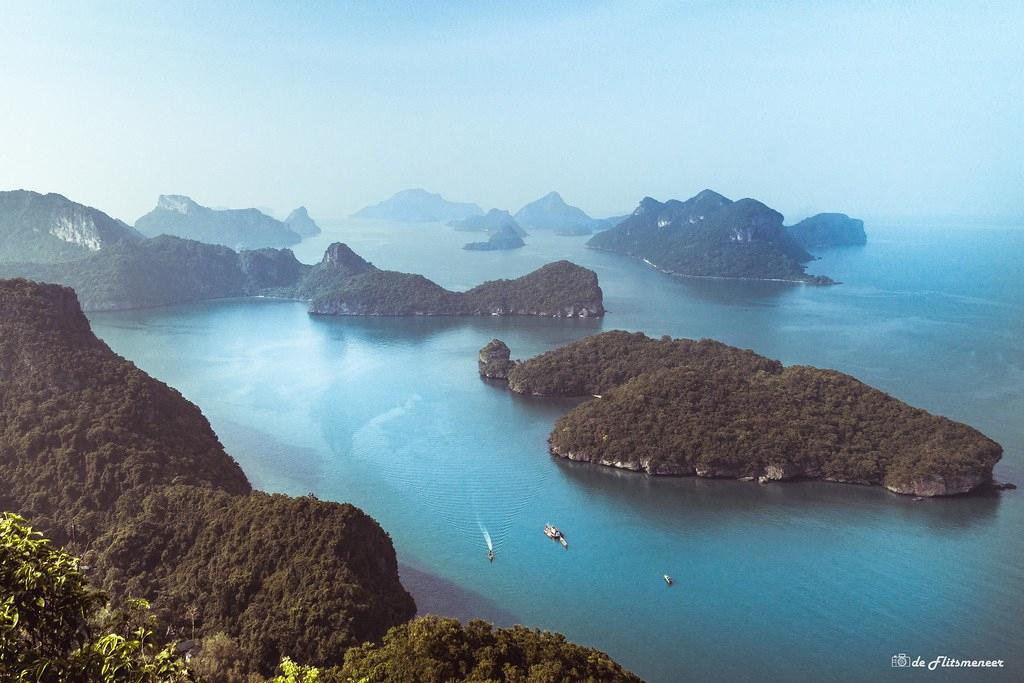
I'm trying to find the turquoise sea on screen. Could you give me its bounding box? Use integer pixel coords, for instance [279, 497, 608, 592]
[89, 220, 1023, 682]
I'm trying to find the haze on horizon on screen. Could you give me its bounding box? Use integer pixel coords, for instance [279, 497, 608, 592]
[1, 1, 1021, 225]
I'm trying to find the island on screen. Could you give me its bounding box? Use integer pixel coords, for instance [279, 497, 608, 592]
[787, 212, 867, 249]
[351, 188, 483, 222]
[449, 208, 528, 237]
[483, 331, 1003, 496]
[283, 205, 323, 237]
[304, 245, 604, 317]
[515, 191, 601, 235]
[0, 234, 603, 316]
[135, 194, 303, 249]
[587, 190, 835, 284]
[0, 189, 142, 263]
[1, 277, 639, 680]
[463, 222, 526, 251]
[478, 338, 516, 379]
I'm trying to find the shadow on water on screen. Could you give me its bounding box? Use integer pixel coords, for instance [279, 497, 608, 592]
[399, 563, 520, 627]
[553, 457, 1002, 534]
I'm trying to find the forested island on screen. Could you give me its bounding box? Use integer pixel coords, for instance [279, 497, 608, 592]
[304, 245, 603, 317]
[483, 331, 1003, 497]
[587, 190, 835, 284]
[0, 237, 603, 317]
[135, 194, 303, 249]
[0, 278, 637, 681]
[786, 212, 867, 249]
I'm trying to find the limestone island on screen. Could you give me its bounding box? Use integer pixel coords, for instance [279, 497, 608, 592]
[135, 194, 303, 249]
[481, 331, 1003, 497]
[786, 212, 867, 249]
[587, 190, 836, 284]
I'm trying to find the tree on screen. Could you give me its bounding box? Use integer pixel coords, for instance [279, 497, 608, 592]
[0, 512, 192, 682]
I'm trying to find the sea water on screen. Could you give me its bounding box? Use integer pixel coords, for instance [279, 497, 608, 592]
[89, 220, 1023, 682]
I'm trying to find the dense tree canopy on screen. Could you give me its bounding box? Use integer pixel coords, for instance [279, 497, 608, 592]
[506, 330, 779, 396]
[337, 616, 643, 683]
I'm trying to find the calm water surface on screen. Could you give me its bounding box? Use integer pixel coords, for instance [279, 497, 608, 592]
[89, 220, 1023, 682]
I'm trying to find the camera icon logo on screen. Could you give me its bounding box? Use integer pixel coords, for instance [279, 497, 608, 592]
[892, 653, 911, 668]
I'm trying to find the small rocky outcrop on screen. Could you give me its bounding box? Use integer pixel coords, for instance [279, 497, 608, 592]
[478, 339, 515, 379]
[787, 213, 866, 249]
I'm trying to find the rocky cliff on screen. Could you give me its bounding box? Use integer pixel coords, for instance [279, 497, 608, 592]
[0, 189, 142, 263]
[478, 339, 516, 379]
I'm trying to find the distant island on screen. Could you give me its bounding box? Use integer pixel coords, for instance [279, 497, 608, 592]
[449, 208, 528, 237]
[787, 213, 867, 249]
[304, 244, 603, 317]
[483, 331, 1002, 496]
[283, 205, 323, 237]
[463, 223, 526, 251]
[1, 236, 604, 317]
[0, 189, 142, 263]
[136, 194, 303, 249]
[514, 191, 600, 235]
[351, 188, 483, 222]
[587, 190, 835, 284]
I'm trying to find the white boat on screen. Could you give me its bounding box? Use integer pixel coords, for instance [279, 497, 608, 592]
[544, 523, 569, 549]
[664, 574, 674, 586]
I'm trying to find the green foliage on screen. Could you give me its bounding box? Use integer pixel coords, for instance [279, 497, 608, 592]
[269, 657, 322, 683]
[338, 615, 643, 683]
[308, 255, 603, 317]
[0, 512, 192, 682]
[0, 278, 251, 546]
[507, 330, 780, 396]
[91, 487, 415, 674]
[548, 358, 1002, 486]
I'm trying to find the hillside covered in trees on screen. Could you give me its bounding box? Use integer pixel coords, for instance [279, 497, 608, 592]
[305, 250, 604, 317]
[0, 278, 638, 680]
[488, 331, 1002, 497]
[0, 279, 414, 674]
[587, 190, 834, 284]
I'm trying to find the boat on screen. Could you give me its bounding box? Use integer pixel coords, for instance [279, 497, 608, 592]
[544, 523, 569, 549]
[664, 574, 674, 586]
[488, 548, 495, 563]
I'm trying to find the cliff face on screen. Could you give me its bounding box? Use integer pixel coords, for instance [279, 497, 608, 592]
[307, 246, 604, 318]
[787, 213, 867, 249]
[0, 189, 142, 263]
[135, 195, 302, 249]
[587, 190, 833, 283]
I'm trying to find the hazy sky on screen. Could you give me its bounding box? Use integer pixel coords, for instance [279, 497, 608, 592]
[1, 1, 1021, 223]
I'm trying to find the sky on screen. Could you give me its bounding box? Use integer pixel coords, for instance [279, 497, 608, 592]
[0, 0, 1021, 224]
